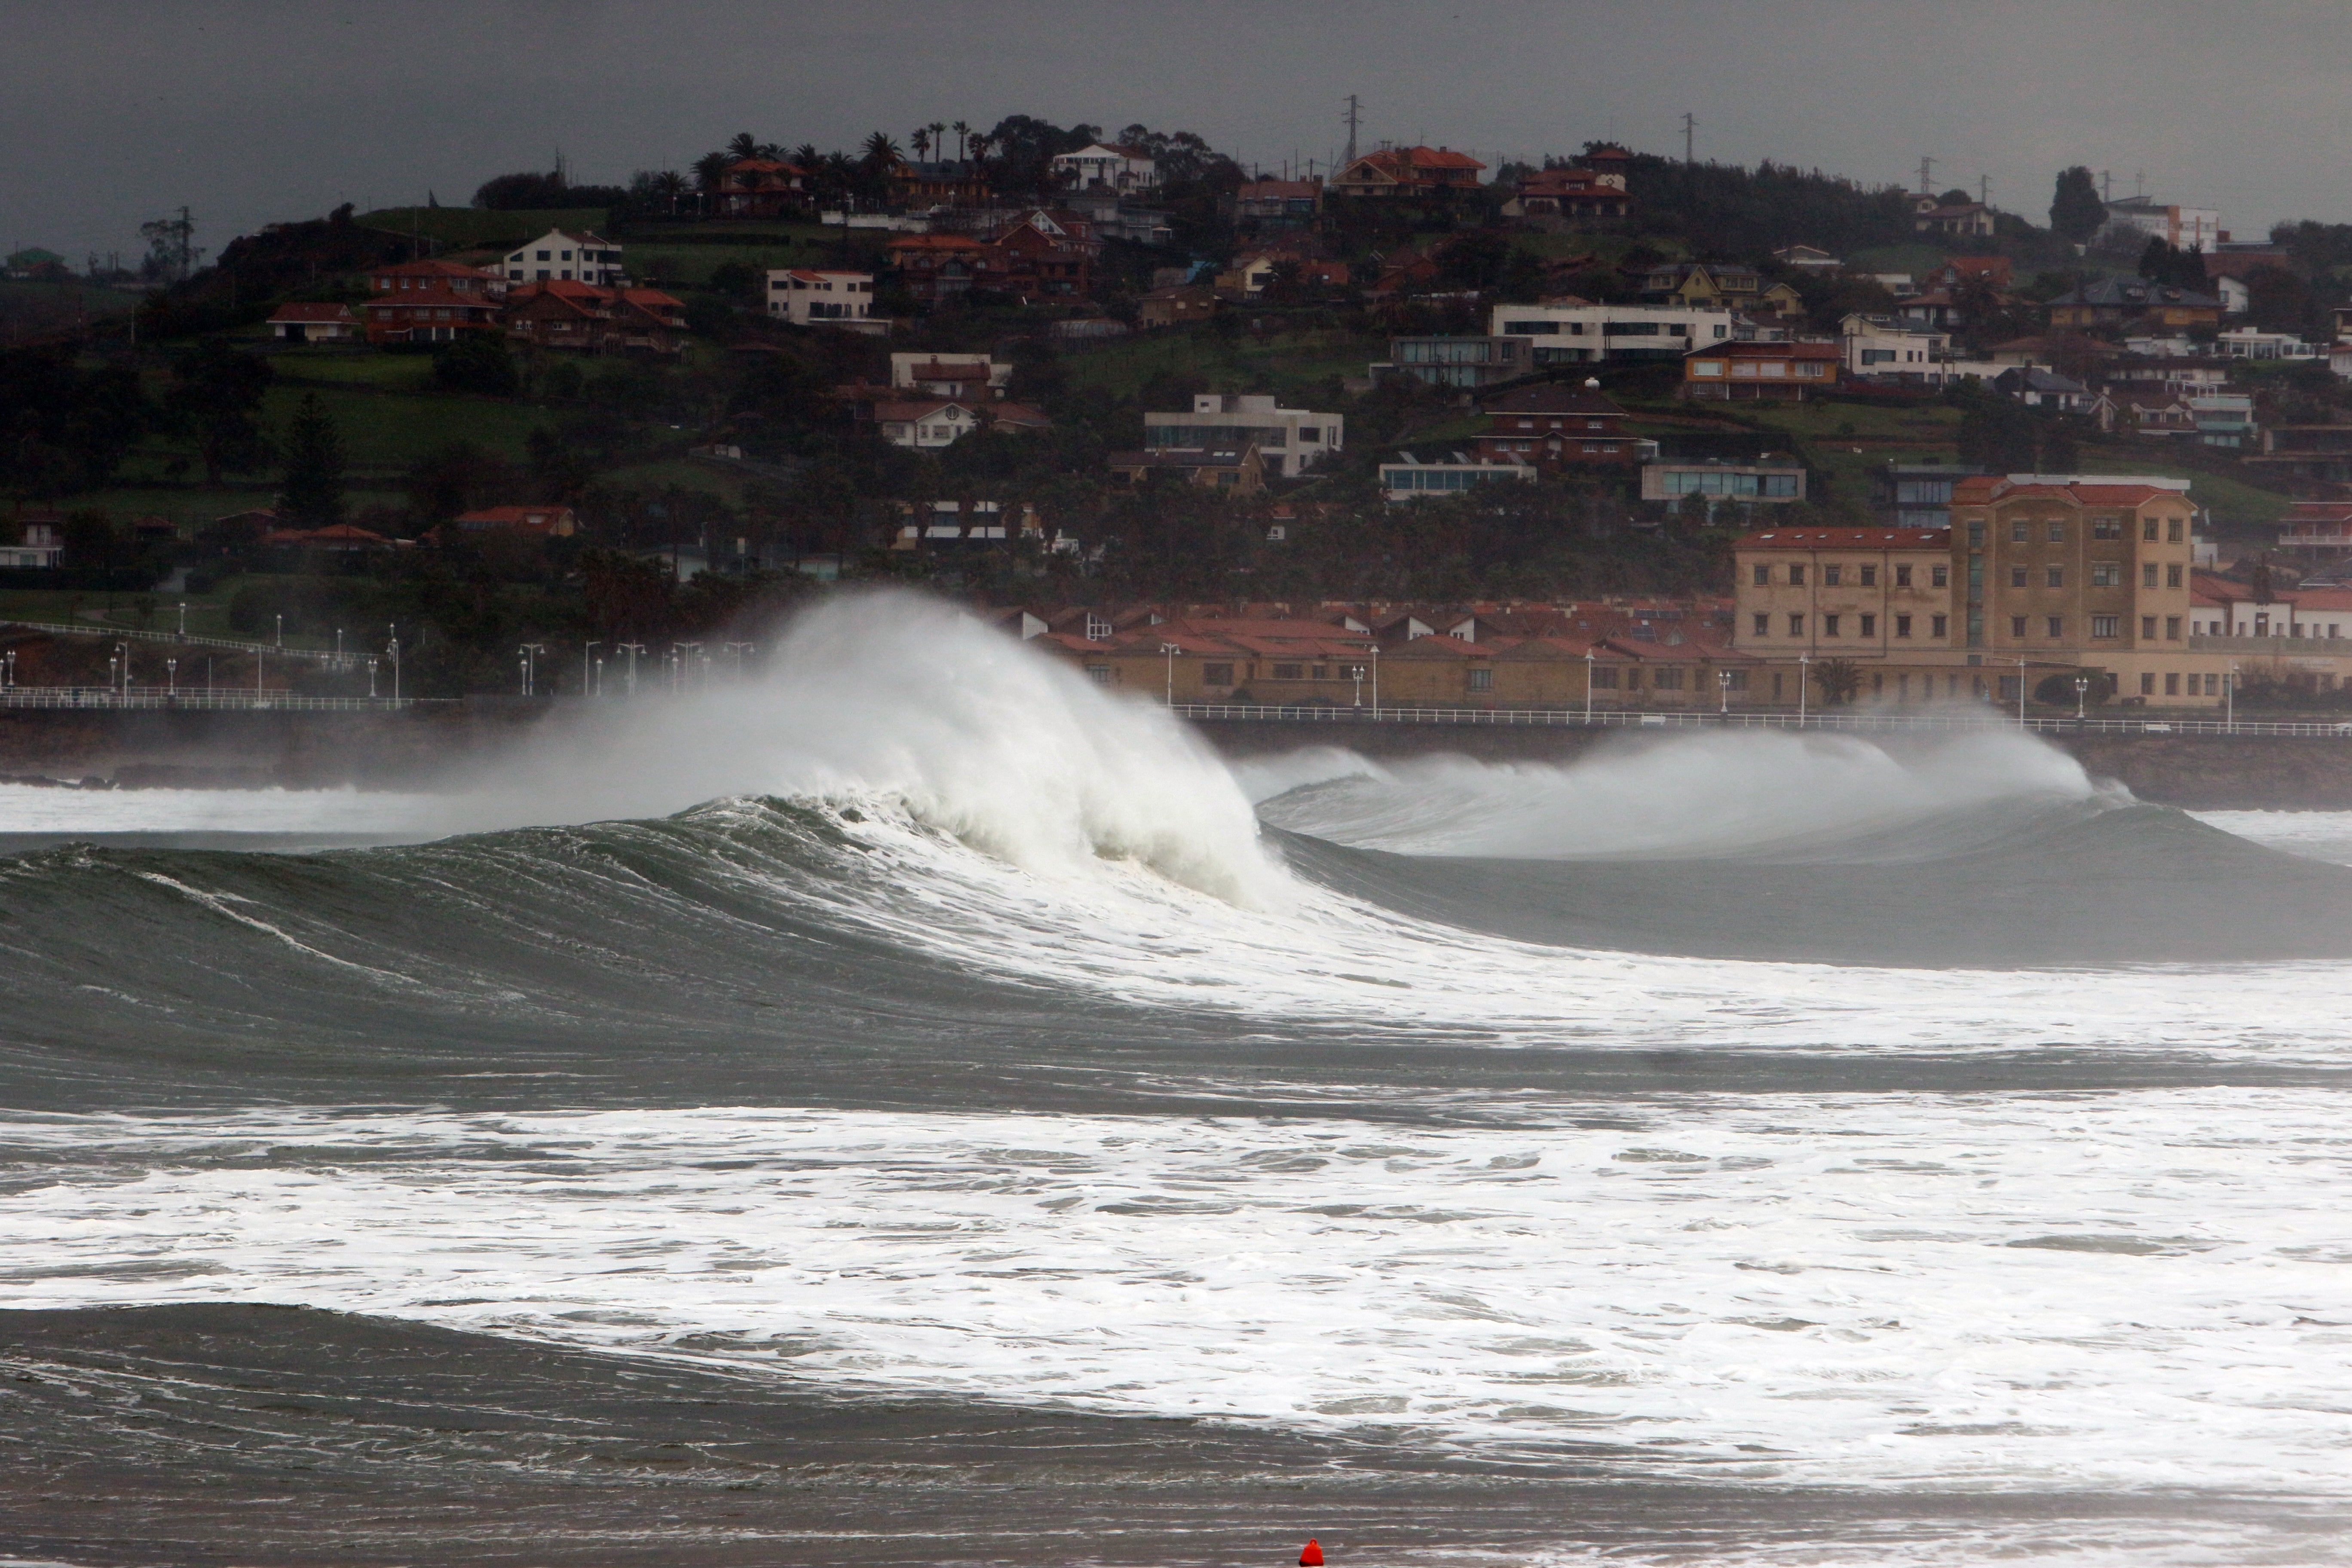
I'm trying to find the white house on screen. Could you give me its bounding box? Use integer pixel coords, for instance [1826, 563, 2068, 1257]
[889, 353, 1011, 396]
[503, 229, 624, 286]
[1489, 301, 1736, 364]
[1143, 393, 1344, 479]
[766, 269, 883, 332]
[874, 398, 979, 448]
[266, 302, 359, 342]
[0, 517, 61, 569]
[1049, 142, 1159, 193]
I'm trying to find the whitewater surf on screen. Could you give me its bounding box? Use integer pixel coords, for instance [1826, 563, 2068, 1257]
[4, 593, 2350, 1566]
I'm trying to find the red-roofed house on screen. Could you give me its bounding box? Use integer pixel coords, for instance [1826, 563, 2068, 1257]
[1330, 146, 1486, 199]
[366, 258, 505, 300]
[717, 158, 811, 219]
[361, 286, 503, 344]
[267, 302, 359, 343]
[1681, 340, 1842, 401]
[1501, 165, 1629, 220]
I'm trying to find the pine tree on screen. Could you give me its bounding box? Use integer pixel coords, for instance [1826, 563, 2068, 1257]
[277, 393, 346, 527]
[2049, 166, 2105, 245]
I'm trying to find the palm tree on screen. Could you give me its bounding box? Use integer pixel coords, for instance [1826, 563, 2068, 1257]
[930, 122, 948, 166]
[652, 169, 688, 214]
[860, 131, 903, 170]
[693, 150, 733, 192]
[952, 121, 970, 163]
[911, 129, 931, 161]
[725, 132, 761, 162]
[793, 144, 821, 170]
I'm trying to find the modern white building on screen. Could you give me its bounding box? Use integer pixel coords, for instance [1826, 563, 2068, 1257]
[1049, 142, 1159, 193]
[1143, 393, 1343, 479]
[1838, 315, 2010, 389]
[2101, 196, 2222, 255]
[502, 229, 624, 286]
[1489, 301, 1735, 364]
[766, 269, 884, 332]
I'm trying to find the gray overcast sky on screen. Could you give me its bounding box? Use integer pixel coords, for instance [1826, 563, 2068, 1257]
[6, 0, 2350, 263]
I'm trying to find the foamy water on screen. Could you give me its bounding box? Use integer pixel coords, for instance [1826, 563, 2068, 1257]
[5, 593, 2352, 1559]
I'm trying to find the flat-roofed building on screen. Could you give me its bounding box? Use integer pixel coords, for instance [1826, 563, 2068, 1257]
[1144, 393, 1341, 479]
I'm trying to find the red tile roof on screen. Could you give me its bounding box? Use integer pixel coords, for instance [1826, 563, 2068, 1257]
[268, 302, 357, 323]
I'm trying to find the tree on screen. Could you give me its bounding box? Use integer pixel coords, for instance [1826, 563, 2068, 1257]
[432, 333, 520, 396]
[2050, 166, 2105, 245]
[166, 339, 273, 486]
[1811, 656, 1864, 706]
[138, 208, 201, 283]
[277, 393, 346, 527]
[910, 128, 931, 161]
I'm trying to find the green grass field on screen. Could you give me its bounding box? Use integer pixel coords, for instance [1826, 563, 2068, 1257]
[357, 206, 609, 250]
[1062, 327, 1386, 400]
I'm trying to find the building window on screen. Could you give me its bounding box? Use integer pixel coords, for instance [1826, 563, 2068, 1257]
[2093, 516, 2121, 539]
[2167, 564, 2183, 588]
[1788, 614, 1804, 636]
[1653, 667, 1684, 690]
[1753, 563, 1770, 586]
[1896, 564, 1913, 588]
[1272, 663, 1304, 680]
[2092, 616, 2119, 638]
[2011, 520, 2029, 543]
[2010, 566, 2028, 588]
[2143, 563, 2160, 588]
[1468, 668, 1493, 692]
[2205, 674, 2220, 695]
[1086, 665, 1113, 685]
[2091, 561, 2121, 587]
[1591, 666, 1620, 689]
[1896, 614, 1913, 637]
[2046, 566, 2064, 588]
[1932, 614, 1948, 637]
[1860, 565, 1878, 587]
[2048, 521, 2065, 543]
[1967, 521, 1984, 546]
[2141, 673, 2156, 695]
[2165, 673, 2181, 695]
[2011, 616, 2027, 637]
[1824, 565, 1843, 587]
[1203, 663, 1234, 686]
[1824, 614, 1842, 637]
[1753, 612, 1770, 635]
[2168, 519, 2185, 543]
[2144, 519, 2160, 542]
[1859, 614, 1876, 637]
[1788, 564, 1806, 586]
[2047, 616, 2064, 637]
[2142, 616, 2158, 639]
[1932, 565, 1949, 588]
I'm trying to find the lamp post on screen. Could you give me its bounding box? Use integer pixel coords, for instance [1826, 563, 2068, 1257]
[1348, 663, 1365, 708]
[1718, 667, 1733, 716]
[334, 628, 343, 664]
[114, 642, 129, 700]
[177, 601, 186, 639]
[1798, 653, 1811, 725]
[2, 650, 14, 690]
[593, 655, 604, 696]
[1369, 642, 1380, 718]
[583, 641, 600, 696]
[518, 643, 544, 697]
[274, 613, 282, 649]
[2074, 675, 2090, 721]
[2014, 657, 2029, 726]
[1584, 650, 1596, 724]
[165, 657, 177, 698]
[618, 642, 644, 695]
[387, 626, 401, 702]
[724, 641, 754, 680]
[1161, 642, 1179, 704]
[366, 658, 378, 698]
[2226, 662, 2239, 732]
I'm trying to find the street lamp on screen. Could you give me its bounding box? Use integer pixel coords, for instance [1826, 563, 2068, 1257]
[366, 658, 379, 698]
[114, 641, 129, 699]
[583, 641, 601, 695]
[724, 641, 755, 680]
[2074, 675, 2090, 721]
[618, 642, 645, 695]
[2226, 662, 2239, 732]
[274, 613, 283, 649]
[1584, 649, 1596, 724]
[177, 601, 186, 639]
[165, 657, 177, 698]
[1718, 666, 1733, 715]
[1348, 663, 1365, 708]
[518, 643, 545, 697]
[1798, 653, 1811, 724]
[2013, 657, 2029, 726]
[1369, 642, 1380, 718]
[387, 625, 401, 702]
[1161, 642, 1180, 704]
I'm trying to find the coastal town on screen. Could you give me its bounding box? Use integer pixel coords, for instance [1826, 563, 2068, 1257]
[9, 119, 2352, 716]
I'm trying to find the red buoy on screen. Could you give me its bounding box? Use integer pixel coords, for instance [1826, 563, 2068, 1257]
[1300, 1540, 1325, 1566]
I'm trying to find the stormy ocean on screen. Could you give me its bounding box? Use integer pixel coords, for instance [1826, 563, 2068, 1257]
[3, 595, 2350, 1566]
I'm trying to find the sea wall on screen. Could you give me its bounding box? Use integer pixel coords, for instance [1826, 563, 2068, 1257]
[6, 705, 2352, 811]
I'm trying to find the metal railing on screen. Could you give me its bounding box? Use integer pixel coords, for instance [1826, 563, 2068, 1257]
[0, 687, 430, 712]
[1170, 702, 2352, 739]
[0, 618, 361, 664]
